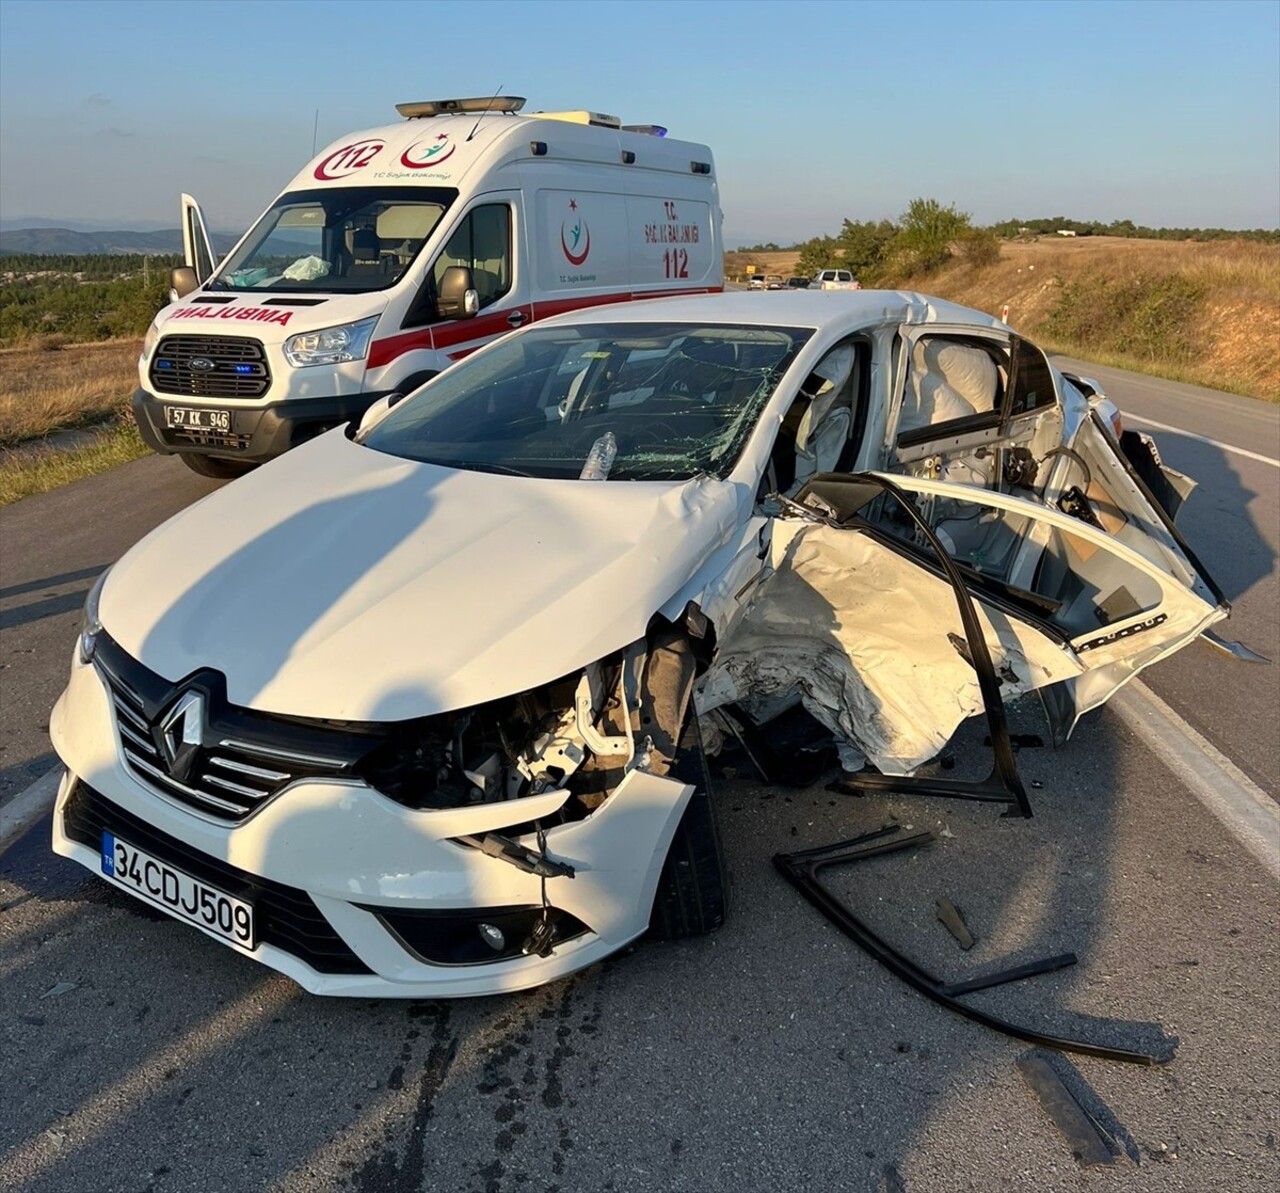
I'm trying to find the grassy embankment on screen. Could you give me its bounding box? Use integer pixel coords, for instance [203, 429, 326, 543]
[729, 237, 1280, 401]
[0, 339, 148, 507]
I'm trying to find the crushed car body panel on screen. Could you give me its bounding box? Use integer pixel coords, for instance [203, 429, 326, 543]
[702, 471, 1226, 771]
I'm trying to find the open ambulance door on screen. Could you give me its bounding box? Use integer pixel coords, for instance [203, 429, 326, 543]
[704, 470, 1227, 791]
[180, 193, 216, 285]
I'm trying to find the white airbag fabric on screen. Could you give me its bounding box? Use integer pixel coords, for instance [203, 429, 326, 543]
[899, 341, 998, 435]
[699, 521, 1083, 773]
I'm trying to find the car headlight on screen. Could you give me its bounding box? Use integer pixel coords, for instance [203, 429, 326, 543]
[283, 317, 379, 368]
[140, 319, 161, 364]
[78, 568, 110, 664]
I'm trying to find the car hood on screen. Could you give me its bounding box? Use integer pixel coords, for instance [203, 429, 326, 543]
[101, 432, 743, 721]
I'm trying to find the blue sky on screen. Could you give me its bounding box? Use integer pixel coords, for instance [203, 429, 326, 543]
[1, 0, 1276, 241]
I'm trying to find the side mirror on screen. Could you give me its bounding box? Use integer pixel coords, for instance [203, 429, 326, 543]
[437, 265, 480, 319]
[170, 266, 200, 299]
[355, 393, 402, 440]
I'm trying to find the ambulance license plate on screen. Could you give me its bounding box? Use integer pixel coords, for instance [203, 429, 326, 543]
[100, 831, 255, 948]
[165, 406, 231, 432]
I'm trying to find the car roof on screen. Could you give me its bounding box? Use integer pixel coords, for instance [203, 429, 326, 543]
[537, 290, 1006, 334]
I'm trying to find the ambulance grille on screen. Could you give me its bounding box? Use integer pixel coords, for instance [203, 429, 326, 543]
[150, 335, 271, 399]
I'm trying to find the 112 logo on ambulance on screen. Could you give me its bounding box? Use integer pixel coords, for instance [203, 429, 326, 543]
[314, 139, 385, 181]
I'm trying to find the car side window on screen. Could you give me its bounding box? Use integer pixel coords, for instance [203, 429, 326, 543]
[764, 339, 866, 497]
[433, 204, 512, 309]
[404, 204, 513, 328]
[1006, 336, 1058, 417]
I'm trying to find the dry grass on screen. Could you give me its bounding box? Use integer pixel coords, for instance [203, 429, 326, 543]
[0, 420, 149, 507]
[0, 338, 141, 446]
[725, 250, 803, 279]
[919, 237, 1280, 400]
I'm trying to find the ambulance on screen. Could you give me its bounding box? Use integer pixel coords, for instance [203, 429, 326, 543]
[134, 96, 723, 477]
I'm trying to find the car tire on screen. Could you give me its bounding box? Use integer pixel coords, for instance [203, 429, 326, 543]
[179, 454, 256, 480]
[649, 716, 729, 940]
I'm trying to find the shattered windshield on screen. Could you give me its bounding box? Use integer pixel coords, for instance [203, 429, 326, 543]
[209, 186, 454, 293]
[363, 321, 811, 481]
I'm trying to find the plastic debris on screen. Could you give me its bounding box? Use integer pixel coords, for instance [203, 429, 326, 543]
[40, 981, 78, 1000]
[936, 897, 976, 950]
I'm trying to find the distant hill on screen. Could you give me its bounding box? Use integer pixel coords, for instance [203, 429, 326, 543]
[0, 227, 240, 256]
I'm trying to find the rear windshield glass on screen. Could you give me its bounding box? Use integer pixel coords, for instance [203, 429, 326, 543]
[209, 186, 455, 294]
[363, 321, 811, 481]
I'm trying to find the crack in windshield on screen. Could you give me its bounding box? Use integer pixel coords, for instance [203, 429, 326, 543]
[363, 321, 812, 481]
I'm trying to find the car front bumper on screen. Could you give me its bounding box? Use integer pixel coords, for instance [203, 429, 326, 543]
[49, 652, 693, 997]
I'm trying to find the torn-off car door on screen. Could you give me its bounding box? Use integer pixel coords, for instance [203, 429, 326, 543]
[699, 472, 1227, 774]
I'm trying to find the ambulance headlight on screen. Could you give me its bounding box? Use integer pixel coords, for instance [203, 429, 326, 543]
[284, 317, 379, 368]
[140, 319, 161, 364]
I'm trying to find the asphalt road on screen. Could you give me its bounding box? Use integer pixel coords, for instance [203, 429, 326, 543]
[1051, 358, 1280, 796]
[1, 365, 1277, 1192]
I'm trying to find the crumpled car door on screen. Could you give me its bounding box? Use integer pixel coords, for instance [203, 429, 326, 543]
[700, 471, 1227, 775]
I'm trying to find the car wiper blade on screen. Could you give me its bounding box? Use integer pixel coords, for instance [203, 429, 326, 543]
[444, 460, 536, 478]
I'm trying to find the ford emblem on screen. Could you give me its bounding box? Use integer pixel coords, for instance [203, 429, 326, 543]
[189, 357, 216, 372]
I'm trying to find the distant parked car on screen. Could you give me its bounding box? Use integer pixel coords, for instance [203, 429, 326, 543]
[765, 275, 784, 289]
[813, 268, 860, 290]
[747, 275, 766, 290]
[785, 276, 810, 289]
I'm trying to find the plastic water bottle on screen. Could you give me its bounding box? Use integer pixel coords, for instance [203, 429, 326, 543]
[579, 431, 617, 481]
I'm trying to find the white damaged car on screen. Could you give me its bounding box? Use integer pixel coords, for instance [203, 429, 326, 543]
[50, 291, 1229, 997]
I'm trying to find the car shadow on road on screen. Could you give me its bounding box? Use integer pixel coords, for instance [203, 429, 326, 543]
[1147, 429, 1276, 604]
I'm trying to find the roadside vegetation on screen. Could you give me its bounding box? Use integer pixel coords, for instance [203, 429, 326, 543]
[0, 421, 147, 507]
[0, 338, 148, 507]
[0, 253, 175, 346]
[730, 203, 1280, 401]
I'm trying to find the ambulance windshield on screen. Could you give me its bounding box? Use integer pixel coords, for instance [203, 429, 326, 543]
[209, 186, 455, 293]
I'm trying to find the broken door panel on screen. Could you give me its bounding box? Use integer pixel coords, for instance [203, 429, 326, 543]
[702, 471, 1226, 771]
[698, 516, 1086, 774]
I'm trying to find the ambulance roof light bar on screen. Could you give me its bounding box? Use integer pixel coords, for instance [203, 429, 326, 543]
[396, 96, 527, 120]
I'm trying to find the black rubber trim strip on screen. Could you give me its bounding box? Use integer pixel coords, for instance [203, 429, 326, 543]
[774, 825, 1170, 1065]
[805, 472, 1033, 816]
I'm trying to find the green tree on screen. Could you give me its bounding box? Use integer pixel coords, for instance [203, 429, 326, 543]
[889, 198, 972, 276]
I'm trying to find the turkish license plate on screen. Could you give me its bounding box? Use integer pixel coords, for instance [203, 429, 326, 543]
[165, 406, 231, 432]
[100, 831, 255, 949]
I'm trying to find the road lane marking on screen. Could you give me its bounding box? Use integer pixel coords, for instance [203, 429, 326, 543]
[1124, 413, 1280, 469]
[0, 766, 61, 852]
[1112, 680, 1279, 881]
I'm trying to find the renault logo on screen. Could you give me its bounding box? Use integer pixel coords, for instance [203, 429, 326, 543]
[157, 690, 205, 782]
[189, 357, 216, 372]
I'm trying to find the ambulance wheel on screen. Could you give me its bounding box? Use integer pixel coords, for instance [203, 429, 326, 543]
[649, 716, 729, 940]
[180, 454, 255, 479]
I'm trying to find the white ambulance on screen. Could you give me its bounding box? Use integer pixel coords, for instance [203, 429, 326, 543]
[134, 96, 723, 476]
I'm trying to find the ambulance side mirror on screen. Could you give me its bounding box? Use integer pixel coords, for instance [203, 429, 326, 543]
[437, 266, 480, 319]
[170, 266, 200, 299]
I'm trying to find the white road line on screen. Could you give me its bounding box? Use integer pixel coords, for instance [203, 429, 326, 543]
[0, 766, 61, 852]
[1111, 680, 1280, 881]
[1124, 413, 1280, 468]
